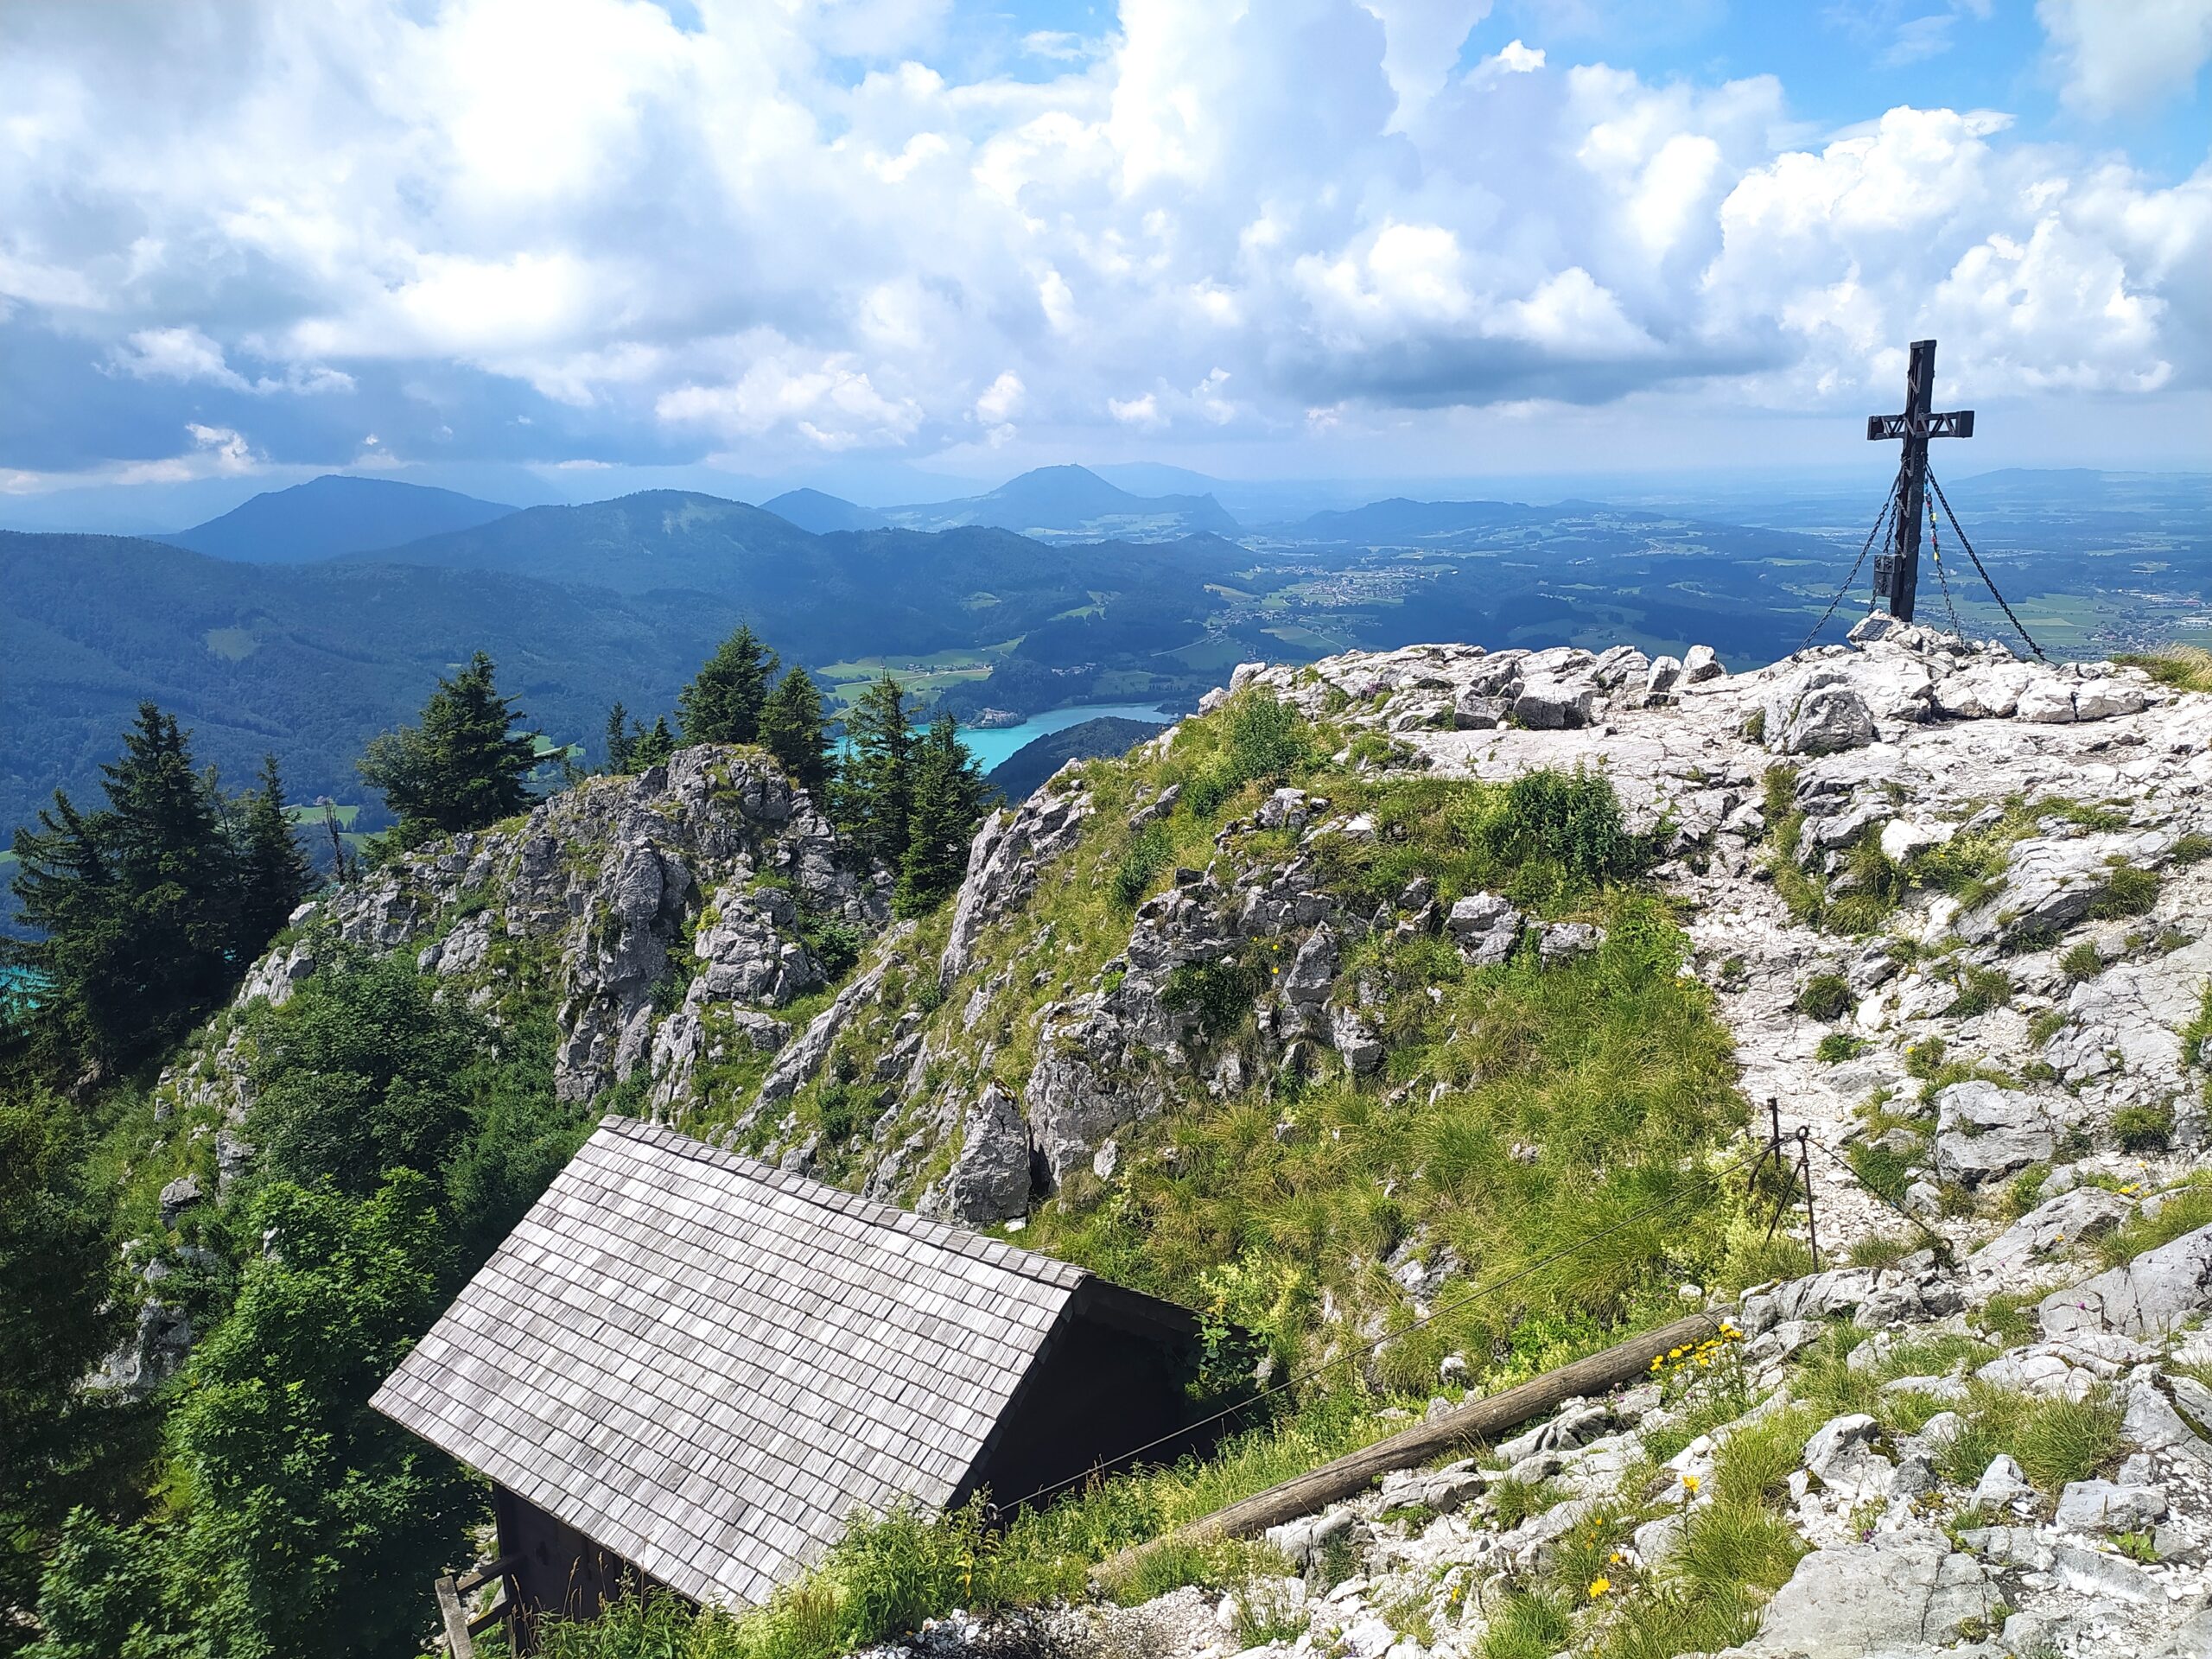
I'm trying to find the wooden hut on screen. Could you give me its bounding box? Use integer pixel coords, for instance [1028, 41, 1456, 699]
[372, 1116, 1215, 1648]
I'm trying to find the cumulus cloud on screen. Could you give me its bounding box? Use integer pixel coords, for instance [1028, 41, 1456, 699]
[2039, 0, 2212, 115]
[0, 0, 2205, 480]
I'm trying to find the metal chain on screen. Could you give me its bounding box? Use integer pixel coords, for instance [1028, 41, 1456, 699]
[1927, 491, 1967, 642]
[1927, 467, 2047, 661]
[1798, 467, 1902, 653]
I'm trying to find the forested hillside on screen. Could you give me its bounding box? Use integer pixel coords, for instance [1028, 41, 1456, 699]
[10, 627, 2212, 1659]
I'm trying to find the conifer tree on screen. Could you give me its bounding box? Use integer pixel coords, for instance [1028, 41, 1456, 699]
[602, 702, 637, 773]
[833, 672, 915, 868]
[678, 624, 779, 746]
[233, 756, 310, 958]
[896, 715, 988, 915]
[631, 716, 677, 770]
[3, 704, 237, 1071]
[358, 652, 537, 844]
[760, 666, 831, 798]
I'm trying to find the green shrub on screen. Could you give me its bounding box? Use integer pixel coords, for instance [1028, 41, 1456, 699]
[1160, 957, 1266, 1039]
[1472, 766, 1657, 893]
[2029, 1008, 2069, 1045]
[2171, 831, 2212, 866]
[1796, 975, 1853, 1021]
[1815, 1033, 1867, 1064]
[2089, 867, 2160, 920]
[2095, 1181, 2212, 1267]
[1113, 824, 1172, 908]
[2111, 1103, 2173, 1153]
[1904, 1037, 1948, 1079]
[1946, 965, 2013, 1020]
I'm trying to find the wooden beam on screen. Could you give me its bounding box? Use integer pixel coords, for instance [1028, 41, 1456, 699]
[456, 1552, 524, 1595]
[467, 1600, 509, 1637]
[435, 1574, 474, 1659]
[1096, 1311, 1725, 1585]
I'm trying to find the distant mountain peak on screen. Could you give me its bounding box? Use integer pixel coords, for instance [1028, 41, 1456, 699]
[164, 474, 518, 564]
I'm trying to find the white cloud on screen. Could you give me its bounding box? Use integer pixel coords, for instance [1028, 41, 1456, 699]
[0, 0, 2206, 475]
[2039, 0, 2212, 116]
[976, 370, 1025, 423]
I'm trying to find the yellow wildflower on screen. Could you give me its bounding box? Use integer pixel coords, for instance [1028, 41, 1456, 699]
[1681, 1474, 1700, 1496]
[1586, 1577, 1611, 1600]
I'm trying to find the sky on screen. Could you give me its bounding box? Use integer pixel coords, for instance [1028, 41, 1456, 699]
[2, 0, 2209, 521]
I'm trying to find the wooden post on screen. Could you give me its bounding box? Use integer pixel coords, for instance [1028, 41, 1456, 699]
[435, 1573, 475, 1659]
[1096, 1310, 1726, 1585]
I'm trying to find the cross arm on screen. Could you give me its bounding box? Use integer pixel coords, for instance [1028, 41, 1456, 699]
[1866, 410, 1974, 441]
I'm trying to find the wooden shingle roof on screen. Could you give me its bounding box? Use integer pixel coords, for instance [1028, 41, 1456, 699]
[371, 1116, 1092, 1609]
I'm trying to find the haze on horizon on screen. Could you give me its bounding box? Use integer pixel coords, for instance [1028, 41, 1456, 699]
[3, 0, 2209, 528]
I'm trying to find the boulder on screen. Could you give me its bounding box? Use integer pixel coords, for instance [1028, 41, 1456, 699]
[944, 1084, 1032, 1225]
[1446, 893, 1521, 967]
[1932, 1080, 2056, 1186]
[158, 1175, 203, 1228]
[1972, 1453, 2035, 1510]
[1512, 674, 1597, 730]
[1731, 1529, 1990, 1656]
[1535, 922, 1604, 963]
[1778, 682, 1877, 756]
[2053, 1479, 2166, 1532]
[1681, 645, 1726, 683]
[2038, 1222, 2212, 1339]
[2016, 678, 2078, 723]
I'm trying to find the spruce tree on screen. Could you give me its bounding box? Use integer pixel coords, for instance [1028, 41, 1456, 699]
[602, 702, 636, 774]
[234, 756, 310, 958]
[896, 715, 988, 915]
[632, 716, 677, 770]
[4, 704, 238, 1071]
[760, 666, 832, 798]
[358, 652, 537, 843]
[678, 624, 779, 746]
[833, 673, 914, 868]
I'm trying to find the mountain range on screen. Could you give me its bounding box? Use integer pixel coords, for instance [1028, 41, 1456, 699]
[161, 473, 518, 562]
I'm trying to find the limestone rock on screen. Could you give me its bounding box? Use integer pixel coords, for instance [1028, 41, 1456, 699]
[1512, 673, 1597, 730]
[1446, 893, 1521, 966]
[1681, 644, 1725, 683]
[942, 785, 1094, 985]
[1730, 1529, 1990, 1656]
[1932, 1079, 2056, 1186]
[2039, 1223, 2212, 1339]
[2053, 1479, 2166, 1532]
[944, 1084, 1032, 1225]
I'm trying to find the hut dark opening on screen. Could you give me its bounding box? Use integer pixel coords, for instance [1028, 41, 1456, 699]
[372, 1117, 1222, 1647]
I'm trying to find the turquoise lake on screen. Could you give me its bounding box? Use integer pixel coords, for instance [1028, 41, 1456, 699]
[957, 702, 1173, 772]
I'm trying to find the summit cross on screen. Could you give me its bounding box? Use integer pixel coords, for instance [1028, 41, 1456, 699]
[1866, 337, 1974, 624]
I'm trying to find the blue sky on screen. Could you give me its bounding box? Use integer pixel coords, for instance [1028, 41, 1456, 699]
[2, 0, 2207, 522]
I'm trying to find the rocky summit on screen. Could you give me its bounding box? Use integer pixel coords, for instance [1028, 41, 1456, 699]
[144, 620, 2212, 1658]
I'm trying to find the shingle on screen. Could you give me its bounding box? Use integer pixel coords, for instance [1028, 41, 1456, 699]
[370, 1116, 1134, 1612]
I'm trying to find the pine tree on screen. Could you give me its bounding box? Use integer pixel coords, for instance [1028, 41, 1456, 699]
[896, 715, 988, 916]
[358, 652, 538, 844]
[602, 702, 636, 774]
[678, 624, 779, 747]
[631, 716, 677, 770]
[760, 666, 832, 799]
[234, 755, 310, 959]
[833, 673, 915, 868]
[4, 705, 238, 1071]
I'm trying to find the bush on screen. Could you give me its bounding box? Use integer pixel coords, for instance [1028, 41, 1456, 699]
[1796, 975, 1853, 1021]
[1113, 824, 1172, 908]
[1904, 1037, 1948, 1079]
[2059, 940, 2103, 982]
[1160, 957, 1266, 1039]
[2111, 1103, 2173, 1153]
[1815, 1033, 1867, 1064]
[1472, 766, 1657, 894]
[2172, 831, 2212, 866]
[1946, 964, 2013, 1020]
[2089, 866, 2160, 920]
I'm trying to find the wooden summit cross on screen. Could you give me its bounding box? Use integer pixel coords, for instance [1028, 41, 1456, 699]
[1866, 337, 1974, 624]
